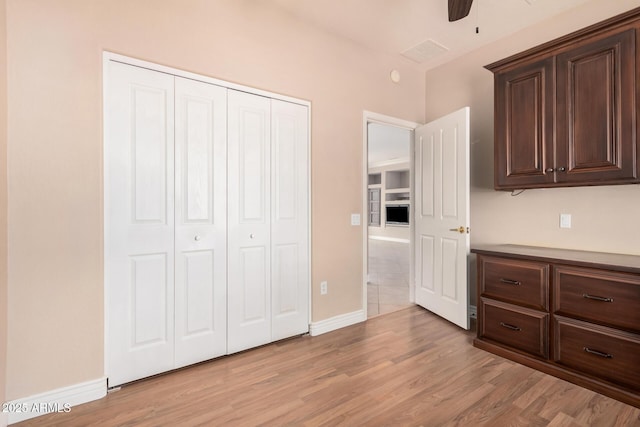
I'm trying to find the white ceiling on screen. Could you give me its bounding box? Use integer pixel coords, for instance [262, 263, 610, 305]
[268, 0, 592, 70]
[367, 123, 411, 166]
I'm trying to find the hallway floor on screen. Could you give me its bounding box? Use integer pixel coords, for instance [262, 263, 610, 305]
[367, 238, 411, 317]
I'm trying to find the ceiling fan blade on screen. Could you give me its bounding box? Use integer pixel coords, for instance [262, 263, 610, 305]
[448, 0, 473, 22]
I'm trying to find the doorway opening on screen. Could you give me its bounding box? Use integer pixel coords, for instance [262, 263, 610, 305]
[362, 112, 419, 318]
[363, 108, 471, 328]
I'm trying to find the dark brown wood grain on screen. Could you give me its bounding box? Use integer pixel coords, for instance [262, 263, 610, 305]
[474, 246, 640, 409]
[554, 265, 640, 333]
[556, 29, 637, 184]
[554, 315, 640, 391]
[494, 57, 555, 189]
[480, 297, 549, 358]
[480, 255, 549, 310]
[489, 8, 640, 190]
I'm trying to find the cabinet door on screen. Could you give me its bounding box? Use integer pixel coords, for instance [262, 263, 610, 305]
[227, 90, 272, 354]
[556, 28, 637, 184]
[494, 57, 555, 189]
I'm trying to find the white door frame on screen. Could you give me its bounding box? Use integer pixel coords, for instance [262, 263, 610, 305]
[361, 111, 419, 318]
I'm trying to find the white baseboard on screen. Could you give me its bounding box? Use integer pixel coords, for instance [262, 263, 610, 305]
[5, 377, 106, 424]
[309, 309, 366, 336]
[368, 235, 410, 243]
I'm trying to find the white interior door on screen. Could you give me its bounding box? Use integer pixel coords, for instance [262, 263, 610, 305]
[414, 107, 470, 329]
[270, 99, 309, 340]
[227, 90, 272, 353]
[174, 77, 228, 368]
[105, 61, 176, 386]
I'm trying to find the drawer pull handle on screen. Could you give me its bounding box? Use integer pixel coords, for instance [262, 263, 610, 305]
[582, 294, 614, 303]
[500, 322, 521, 331]
[500, 278, 521, 286]
[583, 347, 613, 359]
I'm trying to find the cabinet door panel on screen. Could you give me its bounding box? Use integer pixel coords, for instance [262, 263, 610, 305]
[556, 29, 637, 184]
[495, 58, 555, 189]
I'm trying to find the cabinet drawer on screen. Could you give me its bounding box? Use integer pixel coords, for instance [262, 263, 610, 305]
[480, 256, 549, 310]
[554, 266, 640, 333]
[480, 298, 548, 358]
[553, 316, 640, 391]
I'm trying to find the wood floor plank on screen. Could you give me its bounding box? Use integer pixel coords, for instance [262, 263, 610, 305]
[14, 306, 640, 427]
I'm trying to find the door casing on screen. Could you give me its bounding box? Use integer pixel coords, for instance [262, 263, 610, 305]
[362, 111, 419, 318]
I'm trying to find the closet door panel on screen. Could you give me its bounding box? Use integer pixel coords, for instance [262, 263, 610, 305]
[271, 100, 309, 340]
[105, 61, 175, 387]
[174, 77, 228, 367]
[227, 90, 272, 354]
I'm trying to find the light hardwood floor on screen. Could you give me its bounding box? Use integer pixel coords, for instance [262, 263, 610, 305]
[17, 306, 640, 426]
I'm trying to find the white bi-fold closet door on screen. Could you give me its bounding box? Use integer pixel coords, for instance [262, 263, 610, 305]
[105, 59, 309, 387]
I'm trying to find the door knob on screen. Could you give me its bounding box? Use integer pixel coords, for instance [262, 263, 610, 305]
[194, 235, 201, 241]
[249, 233, 255, 239]
[449, 226, 467, 234]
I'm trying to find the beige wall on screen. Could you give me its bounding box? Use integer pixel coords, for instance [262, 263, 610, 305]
[0, 0, 7, 422]
[5, 0, 425, 399]
[425, 0, 640, 284]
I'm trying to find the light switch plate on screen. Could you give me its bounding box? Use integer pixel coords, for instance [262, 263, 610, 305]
[351, 213, 361, 226]
[560, 213, 572, 229]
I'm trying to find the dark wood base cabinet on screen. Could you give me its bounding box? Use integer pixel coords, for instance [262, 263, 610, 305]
[472, 245, 640, 408]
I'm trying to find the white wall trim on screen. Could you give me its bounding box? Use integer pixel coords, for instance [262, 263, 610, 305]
[5, 377, 106, 424]
[103, 52, 311, 108]
[1, 411, 7, 427]
[309, 310, 366, 336]
[368, 235, 410, 244]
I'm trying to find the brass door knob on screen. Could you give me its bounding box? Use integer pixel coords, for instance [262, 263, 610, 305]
[449, 226, 466, 234]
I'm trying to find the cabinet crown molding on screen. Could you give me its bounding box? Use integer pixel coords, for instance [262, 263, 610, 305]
[485, 6, 640, 72]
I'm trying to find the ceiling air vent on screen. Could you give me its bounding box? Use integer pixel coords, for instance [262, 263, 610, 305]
[401, 39, 449, 63]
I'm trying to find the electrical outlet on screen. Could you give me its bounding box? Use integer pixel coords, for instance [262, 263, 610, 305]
[320, 281, 328, 295]
[351, 214, 361, 226]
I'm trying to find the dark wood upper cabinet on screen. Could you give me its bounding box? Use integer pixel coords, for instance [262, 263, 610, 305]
[487, 8, 640, 190]
[495, 58, 555, 188]
[556, 29, 636, 184]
